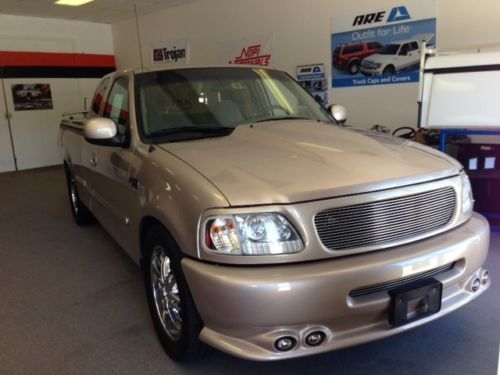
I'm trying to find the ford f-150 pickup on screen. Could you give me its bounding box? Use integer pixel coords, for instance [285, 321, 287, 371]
[59, 66, 490, 362]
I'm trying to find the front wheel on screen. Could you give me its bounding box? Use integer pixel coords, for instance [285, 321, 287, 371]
[143, 225, 205, 362]
[382, 65, 395, 75]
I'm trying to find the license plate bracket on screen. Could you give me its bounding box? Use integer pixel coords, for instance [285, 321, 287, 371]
[388, 278, 442, 327]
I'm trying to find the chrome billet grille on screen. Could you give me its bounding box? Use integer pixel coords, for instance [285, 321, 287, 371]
[349, 262, 455, 298]
[315, 187, 456, 251]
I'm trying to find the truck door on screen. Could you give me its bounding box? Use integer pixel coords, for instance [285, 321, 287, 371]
[87, 75, 136, 249]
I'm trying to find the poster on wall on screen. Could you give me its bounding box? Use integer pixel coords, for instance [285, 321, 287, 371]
[331, 1, 436, 88]
[221, 33, 273, 66]
[151, 38, 190, 66]
[297, 64, 329, 107]
[11, 84, 53, 111]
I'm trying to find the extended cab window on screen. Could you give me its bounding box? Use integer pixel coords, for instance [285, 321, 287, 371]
[103, 77, 130, 130]
[410, 42, 419, 51]
[399, 44, 409, 56]
[90, 77, 110, 115]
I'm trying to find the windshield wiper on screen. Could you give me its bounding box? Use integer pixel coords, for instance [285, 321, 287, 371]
[148, 126, 234, 138]
[255, 116, 312, 123]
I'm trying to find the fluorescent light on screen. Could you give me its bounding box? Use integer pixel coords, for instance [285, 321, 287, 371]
[54, 0, 94, 6]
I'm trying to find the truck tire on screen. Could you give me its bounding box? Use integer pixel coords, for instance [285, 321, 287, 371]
[64, 166, 94, 225]
[143, 225, 205, 362]
[348, 59, 360, 75]
[382, 65, 395, 75]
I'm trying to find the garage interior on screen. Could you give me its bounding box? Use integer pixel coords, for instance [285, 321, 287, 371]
[0, 0, 499, 374]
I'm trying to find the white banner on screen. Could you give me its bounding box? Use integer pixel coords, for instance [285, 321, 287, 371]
[221, 33, 274, 66]
[151, 38, 190, 66]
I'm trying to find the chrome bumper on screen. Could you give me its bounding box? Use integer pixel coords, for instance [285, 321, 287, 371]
[182, 213, 490, 361]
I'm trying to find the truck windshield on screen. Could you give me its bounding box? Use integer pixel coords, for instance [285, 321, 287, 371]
[378, 44, 400, 55]
[135, 67, 332, 142]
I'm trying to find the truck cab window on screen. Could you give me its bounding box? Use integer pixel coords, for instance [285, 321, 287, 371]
[103, 77, 130, 132]
[91, 77, 110, 115]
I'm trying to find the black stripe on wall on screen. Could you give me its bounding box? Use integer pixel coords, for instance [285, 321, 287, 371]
[0, 66, 115, 78]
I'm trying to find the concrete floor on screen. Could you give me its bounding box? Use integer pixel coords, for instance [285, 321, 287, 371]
[0, 166, 498, 375]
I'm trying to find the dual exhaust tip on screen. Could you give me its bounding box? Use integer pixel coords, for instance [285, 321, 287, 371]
[274, 331, 327, 352]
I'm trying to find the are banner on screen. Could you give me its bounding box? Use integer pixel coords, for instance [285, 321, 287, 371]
[331, 1, 436, 88]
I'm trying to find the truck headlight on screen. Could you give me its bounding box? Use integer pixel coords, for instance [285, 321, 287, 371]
[461, 171, 474, 215]
[205, 213, 304, 255]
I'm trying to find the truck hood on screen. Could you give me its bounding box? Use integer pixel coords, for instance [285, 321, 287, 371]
[161, 121, 460, 206]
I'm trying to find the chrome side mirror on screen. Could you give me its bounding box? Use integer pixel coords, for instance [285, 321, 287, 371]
[83, 117, 124, 147]
[329, 104, 347, 125]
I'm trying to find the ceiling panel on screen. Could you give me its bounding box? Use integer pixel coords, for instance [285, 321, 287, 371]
[0, 0, 196, 23]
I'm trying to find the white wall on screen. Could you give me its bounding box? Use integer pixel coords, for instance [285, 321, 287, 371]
[0, 14, 113, 54]
[0, 15, 114, 171]
[112, 0, 500, 131]
[112, 0, 431, 130]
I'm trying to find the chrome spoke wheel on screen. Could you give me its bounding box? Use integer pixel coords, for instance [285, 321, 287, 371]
[150, 245, 182, 341]
[69, 176, 79, 215]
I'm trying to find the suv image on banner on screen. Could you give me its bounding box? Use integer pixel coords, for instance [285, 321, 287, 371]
[333, 41, 382, 75]
[361, 39, 423, 76]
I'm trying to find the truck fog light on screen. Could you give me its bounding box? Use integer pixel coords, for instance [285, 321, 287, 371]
[274, 336, 297, 352]
[305, 331, 326, 347]
[481, 270, 489, 285]
[471, 277, 481, 292]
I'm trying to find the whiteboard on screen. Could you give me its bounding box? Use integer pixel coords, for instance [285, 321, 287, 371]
[420, 70, 500, 129]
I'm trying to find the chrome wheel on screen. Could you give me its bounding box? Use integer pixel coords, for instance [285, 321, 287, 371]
[69, 176, 79, 215]
[150, 245, 182, 341]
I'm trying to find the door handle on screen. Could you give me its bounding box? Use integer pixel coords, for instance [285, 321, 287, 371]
[90, 154, 98, 167]
[129, 177, 141, 190]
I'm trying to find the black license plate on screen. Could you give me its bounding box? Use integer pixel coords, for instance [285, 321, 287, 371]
[388, 278, 442, 327]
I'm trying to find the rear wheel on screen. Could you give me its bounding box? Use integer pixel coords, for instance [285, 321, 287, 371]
[143, 225, 205, 362]
[348, 60, 360, 75]
[64, 166, 94, 225]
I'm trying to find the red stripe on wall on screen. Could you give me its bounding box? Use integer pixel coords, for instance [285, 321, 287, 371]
[0, 51, 115, 68]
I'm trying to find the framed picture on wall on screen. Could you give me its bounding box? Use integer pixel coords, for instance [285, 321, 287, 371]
[11, 84, 53, 111]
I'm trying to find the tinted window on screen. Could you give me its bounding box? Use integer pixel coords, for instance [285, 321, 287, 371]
[379, 44, 400, 55]
[103, 77, 129, 130]
[410, 42, 419, 51]
[399, 44, 409, 55]
[369, 42, 382, 50]
[344, 45, 363, 54]
[135, 68, 333, 142]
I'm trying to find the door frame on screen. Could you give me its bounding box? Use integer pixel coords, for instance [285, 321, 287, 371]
[0, 68, 18, 171]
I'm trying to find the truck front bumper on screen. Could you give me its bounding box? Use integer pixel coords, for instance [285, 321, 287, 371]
[182, 213, 490, 361]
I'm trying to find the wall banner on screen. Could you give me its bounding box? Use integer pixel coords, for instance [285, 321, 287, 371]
[151, 38, 190, 66]
[297, 64, 328, 107]
[221, 33, 273, 66]
[331, 2, 436, 88]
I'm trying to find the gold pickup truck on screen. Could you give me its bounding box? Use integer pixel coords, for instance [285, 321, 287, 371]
[59, 66, 490, 362]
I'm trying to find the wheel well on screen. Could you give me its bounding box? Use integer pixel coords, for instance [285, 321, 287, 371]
[348, 58, 360, 65]
[139, 216, 168, 261]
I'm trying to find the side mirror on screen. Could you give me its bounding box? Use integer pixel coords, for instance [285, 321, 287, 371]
[328, 104, 347, 125]
[84, 117, 124, 147]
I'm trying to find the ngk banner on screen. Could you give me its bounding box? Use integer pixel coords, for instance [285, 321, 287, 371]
[221, 33, 274, 66]
[151, 38, 190, 66]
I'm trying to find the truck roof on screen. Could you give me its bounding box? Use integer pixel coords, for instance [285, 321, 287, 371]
[104, 64, 276, 79]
